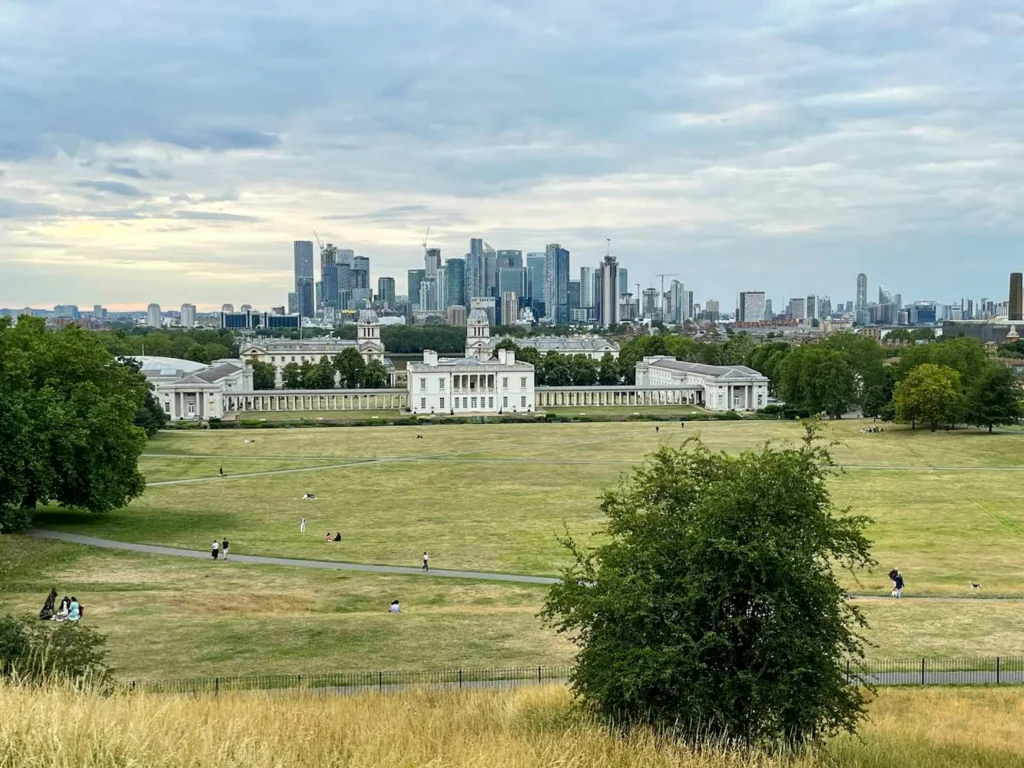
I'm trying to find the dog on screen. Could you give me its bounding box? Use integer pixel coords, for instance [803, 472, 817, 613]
[971, 583, 981, 590]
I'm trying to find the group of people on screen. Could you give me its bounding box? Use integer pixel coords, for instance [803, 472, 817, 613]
[38, 589, 82, 622]
[325, 531, 342, 542]
[862, 425, 886, 433]
[888, 568, 905, 598]
[211, 538, 230, 560]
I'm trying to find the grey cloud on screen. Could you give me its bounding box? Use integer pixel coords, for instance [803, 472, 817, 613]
[105, 163, 146, 179]
[0, 199, 59, 219]
[74, 180, 148, 198]
[170, 210, 260, 222]
[155, 129, 282, 152]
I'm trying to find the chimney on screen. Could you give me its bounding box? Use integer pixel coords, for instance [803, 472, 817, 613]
[424, 350, 438, 366]
[506, 349, 515, 365]
[497, 348, 507, 365]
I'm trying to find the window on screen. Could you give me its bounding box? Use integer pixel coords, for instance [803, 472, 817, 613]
[471, 397, 478, 408]
[520, 377, 526, 387]
[420, 378, 427, 390]
[503, 396, 508, 407]
[439, 379, 445, 390]
[291, 356, 296, 362]
[488, 397, 493, 408]
[463, 397, 468, 408]
[439, 397, 445, 409]
[757, 394, 764, 406]
[502, 377, 508, 388]
[521, 396, 527, 407]
[163, 402, 170, 413]
[420, 397, 426, 409]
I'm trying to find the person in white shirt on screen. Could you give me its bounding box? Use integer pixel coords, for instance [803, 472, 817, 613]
[211, 540, 219, 560]
[422, 552, 429, 572]
[300, 517, 306, 533]
[389, 600, 401, 614]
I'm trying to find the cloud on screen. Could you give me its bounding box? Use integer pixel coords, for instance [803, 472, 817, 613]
[0, 199, 59, 219]
[74, 180, 149, 198]
[170, 210, 260, 222]
[105, 163, 147, 179]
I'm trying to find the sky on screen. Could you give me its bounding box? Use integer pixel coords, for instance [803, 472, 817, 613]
[1, 0, 1022, 311]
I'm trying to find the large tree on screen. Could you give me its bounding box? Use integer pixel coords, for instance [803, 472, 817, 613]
[0, 318, 148, 532]
[361, 360, 389, 389]
[333, 347, 366, 388]
[598, 353, 620, 385]
[894, 363, 963, 431]
[543, 425, 873, 745]
[569, 354, 599, 386]
[306, 357, 337, 389]
[964, 364, 1023, 433]
[250, 360, 276, 390]
[779, 346, 856, 418]
[281, 362, 303, 389]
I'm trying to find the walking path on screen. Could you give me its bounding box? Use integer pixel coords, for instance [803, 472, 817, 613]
[26, 529, 1024, 601]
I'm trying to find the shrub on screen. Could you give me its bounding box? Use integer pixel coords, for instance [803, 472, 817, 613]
[0, 614, 111, 685]
[760, 404, 784, 415]
[0, 505, 35, 534]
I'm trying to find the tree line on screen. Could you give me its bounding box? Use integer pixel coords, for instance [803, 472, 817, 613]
[252, 348, 390, 391]
[93, 327, 238, 365]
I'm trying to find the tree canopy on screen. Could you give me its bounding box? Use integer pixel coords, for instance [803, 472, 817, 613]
[779, 345, 856, 419]
[543, 425, 873, 745]
[964, 364, 1023, 433]
[0, 318, 148, 532]
[894, 363, 963, 431]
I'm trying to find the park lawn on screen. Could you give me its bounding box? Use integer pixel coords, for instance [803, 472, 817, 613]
[4, 538, 1024, 681]
[139, 456, 348, 483]
[226, 408, 403, 422]
[0, 537, 569, 681]
[541, 405, 705, 416]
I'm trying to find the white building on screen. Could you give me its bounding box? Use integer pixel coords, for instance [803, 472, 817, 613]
[467, 307, 619, 361]
[135, 356, 253, 421]
[147, 303, 162, 328]
[180, 303, 197, 328]
[238, 310, 388, 388]
[635, 356, 769, 411]
[407, 348, 535, 415]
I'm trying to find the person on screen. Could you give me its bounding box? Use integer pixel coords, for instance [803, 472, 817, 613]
[680, 421, 685, 428]
[655, 426, 659, 433]
[67, 597, 81, 622]
[53, 596, 71, 622]
[894, 570, 904, 599]
[325, 531, 332, 543]
[389, 600, 401, 614]
[39, 588, 58, 621]
[221, 538, 229, 561]
[300, 517, 306, 533]
[333, 532, 342, 542]
[219, 467, 224, 479]
[422, 551, 429, 572]
[211, 540, 219, 560]
[887, 568, 898, 596]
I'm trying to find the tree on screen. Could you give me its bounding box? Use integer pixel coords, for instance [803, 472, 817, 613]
[0, 317, 148, 532]
[183, 343, 212, 364]
[598, 353, 620, 385]
[569, 354, 599, 386]
[297, 360, 317, 388]
[251, 360, 276, 390]
[779, 346, 856, 419]
[542, 425, 873, 745]
[894, 363, 963, 431]
[861, 366, 896, 421]
[540, 353, 572, 386]
[964, 364, 1023, 433]
[281, 362, 303, 389]
[361, 360, 389, 389]
[493, 338, 521, 354]
[134, 391, 168, 437]
[306, 357, 337, 389]
[333, 348, 367, 388]
[0, 613, 111, 684]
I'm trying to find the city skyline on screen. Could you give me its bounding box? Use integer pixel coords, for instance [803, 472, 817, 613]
[3, 3, 1024, 308]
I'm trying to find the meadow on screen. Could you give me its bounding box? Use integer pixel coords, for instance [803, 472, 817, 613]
[2, 684, 1023, 768]
[5, 418, 1024, 679]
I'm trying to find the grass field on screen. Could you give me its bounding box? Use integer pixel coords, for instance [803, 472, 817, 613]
[2, 684, 1023, 768]
[6, 418, 1024, 679]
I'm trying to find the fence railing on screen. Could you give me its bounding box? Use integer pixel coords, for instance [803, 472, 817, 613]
[118, 657, 1024, 697]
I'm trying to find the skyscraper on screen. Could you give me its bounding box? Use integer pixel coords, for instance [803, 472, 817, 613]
[642, 288, 659, 319]
[445, 258, 466, 310]
[496, 250, 523, 269]
[466, 238, 486, 302]
[806, 295, 819, 322]
[425, 248, 441, 277]
[544, 243, 570, 324]
[579, 267, 595, 313]
[180, 303, 197, 328]
[408, 269, 426, 310]
[618, 268, 629, 300]
[293, 241, 315, 318]
[377, 277, 396, 309]
[352, 255, 370, 290]
[597, 255, 619, 327]
[738, 292, 766, 323]
[667, 280, 685, 323]
[320, 244, 339, 310]
[526, 253, 546, 317]
[764, 298, 773, 319]
[147, 303, 162, 328]
[789, 297, 806, 320]
[498, 267, 527, 298]
[1010, 273, 1023, 321]
[855, 273, 868, 324]
[501, 291, 519, 326]
[568, 280, 581, 311]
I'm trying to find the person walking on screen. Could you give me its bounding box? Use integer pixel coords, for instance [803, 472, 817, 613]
[219, 467, 224, 479]
[300, 517, 306, 533]
[894, 570, 904, 599]
[221, 538, 229, 561]
[211, 540, 219, 560]
[422, 551, 429, 572]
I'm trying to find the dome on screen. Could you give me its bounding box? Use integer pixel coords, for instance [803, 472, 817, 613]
[467, 308, 489, 324]
[358, 309, 379, 324]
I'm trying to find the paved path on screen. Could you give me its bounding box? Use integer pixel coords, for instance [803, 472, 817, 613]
[26, 529, 559, 585]
[26, 530, 1024, 601]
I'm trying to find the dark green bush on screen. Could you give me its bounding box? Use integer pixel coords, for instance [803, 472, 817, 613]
[0, 613, 111, 685]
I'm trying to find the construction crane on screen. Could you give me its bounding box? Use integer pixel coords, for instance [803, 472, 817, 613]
[422, 226, 431, 253]
[655, 273, 679, 297]
[313, 230, 323, 251]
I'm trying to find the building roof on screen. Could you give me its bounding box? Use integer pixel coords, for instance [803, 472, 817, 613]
[240, 338, 358, 352]
[645, 357, 767, 380]
[494, 335, 619, 353]
[467, 308, 489, 324]
[359, 309, 379, 323]
[131, 356, 208, 377]
[408, 356, 534, 371]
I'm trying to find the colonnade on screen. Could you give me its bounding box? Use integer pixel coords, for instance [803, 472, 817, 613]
[224, 389, 408, 414]
[533, 387, 702, 408]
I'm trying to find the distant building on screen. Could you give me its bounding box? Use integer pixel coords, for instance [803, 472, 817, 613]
[407, 269, 426, 311]
[635, 357, 769, 411]
[135, 356, 253, 421]
[1009, 273, 1022, 322]
[738, 292, 765, 323]
[447, 304, 467, 326]
[147, 303, 162, 328]
[500, 291, 519, 327]
[293, 241, 315, 318]
[544, 243, 570, 325]
[180, 303, 197, 328]
[526, 253, 546, 317]
[378, 277, 396, 310]
[596, 255, 619, 327]
[407, 348, 535, 415]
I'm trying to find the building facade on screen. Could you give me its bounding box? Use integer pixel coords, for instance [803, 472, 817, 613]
[137, 356, 253, 421]
[544, 243, 570, 324]
[635, 356, 769, 411]
[147, 303, 161, 327]
[738, 292, 766, 323]
[180, 303, 197, 328]
[407, 348, 535, 414]
[377, 277, 396, 309]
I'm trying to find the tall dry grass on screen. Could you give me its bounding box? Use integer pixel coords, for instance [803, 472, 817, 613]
[1, 683, 1023, 768]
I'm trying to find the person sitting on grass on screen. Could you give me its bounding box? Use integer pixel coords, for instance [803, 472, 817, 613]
[325, 531, 332, 543]
[67, 597, 81, 622]
[39, 588, 58, 621]
[389, 600, 401, 614]
[333, 532, 342, 542]
[53, 596, 71, 622]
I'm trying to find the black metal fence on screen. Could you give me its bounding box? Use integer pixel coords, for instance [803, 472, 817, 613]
[117, 657, 1024, 697]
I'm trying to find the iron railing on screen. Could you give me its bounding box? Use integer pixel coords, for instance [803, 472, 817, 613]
[118, 658, 1024, 697]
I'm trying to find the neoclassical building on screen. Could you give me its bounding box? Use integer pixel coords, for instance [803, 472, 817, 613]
[635, 356, 769, 411]
[464, 309, 619, 361]
[407, 348, 535, 415]
[239, 310, 389, 388]
[135, 356, 253, 421]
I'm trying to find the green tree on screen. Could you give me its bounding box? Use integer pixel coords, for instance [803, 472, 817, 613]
[250, 360, 276, 390]
[964, 364, 1023, 433]
[0, 317, 148, 532]
[134, 391, 168, 437]
[183, 343, 212, 364]
[540, 353, 572, 386]
[542, 425, 873, 745]
[306, 357, 337, 389]
[598, 353, 620, 385]
[361, 360, 389, 388]
[861, 366, 896, 420]
[723, 332, 755, 365]
[493, 338, 521, 354]
[780, 346, 856, 418]
[297, 360, 317, 388]
[333, 348, 367, 388]
[569, 354, 599, 386]
[0, 613, 111, 684]
[894, 363, 963, 431]
[281, 362, 303, 389]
